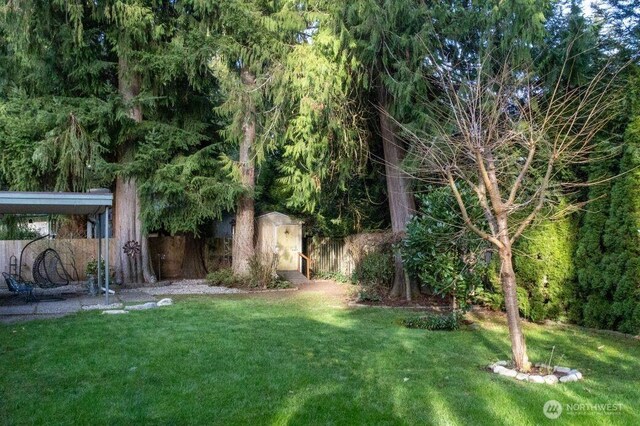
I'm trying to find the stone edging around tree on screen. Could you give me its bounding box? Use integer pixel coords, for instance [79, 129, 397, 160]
[487, 361, 584, 384]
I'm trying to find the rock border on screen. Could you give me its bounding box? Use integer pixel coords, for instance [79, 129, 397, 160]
[487, 360, 584, 384]
[102, 298, 173, 315]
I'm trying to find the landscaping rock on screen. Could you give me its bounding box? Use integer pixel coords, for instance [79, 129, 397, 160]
[495, 360, 508, 367]
[102, 310, 129, 315]
[157, 298, 173, 307]
[83, 303, 123, 311]
[560, 373, 579, 383]
[554, 366, 572, 374]
[528, 375, 545, 383]
[544, 375, 559, 384]
[493, 365, 507, 374]
[125, 302, 158, 311]
[516, 373, 529, 381]
[569, 370, 583, 380]
[498, 368, 518, 378]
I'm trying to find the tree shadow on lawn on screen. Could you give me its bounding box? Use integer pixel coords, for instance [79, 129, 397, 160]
[0, 295, 638, 425]
[185, 296, 638, 424]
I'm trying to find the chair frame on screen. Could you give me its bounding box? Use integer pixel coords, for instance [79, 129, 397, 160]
[2, 272, 36, 302]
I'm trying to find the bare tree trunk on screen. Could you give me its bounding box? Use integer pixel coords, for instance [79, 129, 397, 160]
[114, 172, 137, 284]
[498, 229, 530, 371]
[115, 55, 156, 285]
[377, 85, 418, 299]
[181, 234, 207, 278]
[232, 68, 256, 276]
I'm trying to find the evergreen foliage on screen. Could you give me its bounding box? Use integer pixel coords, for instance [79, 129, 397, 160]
[597, 127, 640, 333]
[402, 188, 486, 310]
[513, 210, 577, 322]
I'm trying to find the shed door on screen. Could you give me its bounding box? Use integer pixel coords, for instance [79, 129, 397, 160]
[276, 225, 299, 270]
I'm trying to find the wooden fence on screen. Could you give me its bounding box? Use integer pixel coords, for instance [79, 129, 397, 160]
[308, 231, 395, 278]
[0, 236, 233, 282]
[308, 238, 354, 276]
[0, 238, 117, 281]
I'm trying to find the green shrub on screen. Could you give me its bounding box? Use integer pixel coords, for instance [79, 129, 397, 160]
[473, 288, 504, 311]
[512, 210, 577, 322]
[355, 288, 382, 303]
[207, 268, 241, 287]
[248, 253, 280, 289]
[402, 187, 486, 310]
[314, 270, 351, 283]
[402, 312, 461, 331]
[85, 257, 105, 276]
[351, 251, 393, 289]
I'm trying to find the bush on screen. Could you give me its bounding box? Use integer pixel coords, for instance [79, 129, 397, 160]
[402, 187, 486, 310]
[314, 270, 351, 283]
[85, 257, 105, 276]
[355, 288, 382, 303]
[248, 253, 280, 289]
[351, 251, 393, 288]
[207, 256, 293, 290]
[402, 312, 461, 331]
[513, 210, 577, 322]
[207, 268, 241, 287]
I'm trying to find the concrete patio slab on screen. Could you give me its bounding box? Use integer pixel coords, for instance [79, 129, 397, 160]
[0, 304, 37, 315]
[119, 291, 156, 303]
[35, 299, 82, 314]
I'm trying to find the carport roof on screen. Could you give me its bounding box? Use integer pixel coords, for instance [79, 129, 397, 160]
[0, 191, 113, 215]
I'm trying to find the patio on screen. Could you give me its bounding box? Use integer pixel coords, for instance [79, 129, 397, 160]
[0, 283, 156, 323]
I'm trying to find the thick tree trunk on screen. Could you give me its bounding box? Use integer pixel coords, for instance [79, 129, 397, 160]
[232, 69, 256, 276]
[181, 234, 207, 278]
[498, 233, 530, 371]
[115, 56, 156, 285]
[377, 85, 418, 299]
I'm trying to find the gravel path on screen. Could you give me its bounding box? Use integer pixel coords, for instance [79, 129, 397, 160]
[120, 279, 246, 295]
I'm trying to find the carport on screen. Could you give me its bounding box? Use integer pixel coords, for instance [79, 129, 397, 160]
[0, 191, 113, 304]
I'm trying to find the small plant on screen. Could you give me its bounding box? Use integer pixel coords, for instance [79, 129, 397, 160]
[269, 278, 293, 289]
[207, 268, 242, 288]
[314, 270, 351, 283]
[356, 288, 382, 303]
[85, 257, 105, 276]
[352, 251, 394, 288]
[248, 253, 279, 289]
[402, 312, 461, 331]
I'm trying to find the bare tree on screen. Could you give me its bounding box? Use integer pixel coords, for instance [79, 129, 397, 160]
[406, 52, 620, 371]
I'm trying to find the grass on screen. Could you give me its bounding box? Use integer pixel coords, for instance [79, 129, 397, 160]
[1, 292, 638, 425]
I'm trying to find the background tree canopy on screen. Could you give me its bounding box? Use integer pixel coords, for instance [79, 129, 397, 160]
[0, 0, 639, 333]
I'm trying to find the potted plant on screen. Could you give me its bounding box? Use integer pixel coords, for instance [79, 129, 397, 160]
[85, 257, 105, 296]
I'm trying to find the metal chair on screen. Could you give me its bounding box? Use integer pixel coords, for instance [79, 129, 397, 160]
[2, 272, 35, 302]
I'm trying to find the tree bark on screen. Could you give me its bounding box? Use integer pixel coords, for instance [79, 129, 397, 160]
[232, 68, 256, 276]
[115, 55, 156, 285]
[377, 85, 418, 299]
[498, 223, 530, 371]
[181, 234, 207, 278]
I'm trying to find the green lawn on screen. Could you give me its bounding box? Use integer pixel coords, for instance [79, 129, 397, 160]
[1, 293, 638, 425]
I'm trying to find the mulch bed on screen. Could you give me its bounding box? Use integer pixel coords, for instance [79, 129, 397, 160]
[353, 292, 453, 310]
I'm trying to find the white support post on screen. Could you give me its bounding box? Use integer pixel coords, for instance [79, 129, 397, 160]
[97, 215, 102, 293]
[104, 207, 110, 305]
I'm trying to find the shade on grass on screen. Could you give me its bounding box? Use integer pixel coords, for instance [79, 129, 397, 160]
[1, 293, 638, 425]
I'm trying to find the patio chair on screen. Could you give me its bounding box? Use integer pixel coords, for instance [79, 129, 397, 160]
[32, 248, 72, 289]
[2, 272, 35, 302]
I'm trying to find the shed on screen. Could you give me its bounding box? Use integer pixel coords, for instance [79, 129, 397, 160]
[255, 212, 303, 271]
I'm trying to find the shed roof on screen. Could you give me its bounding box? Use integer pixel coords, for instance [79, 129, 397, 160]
[0, 191, 113, 215]
[256, 211, 303, 225]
